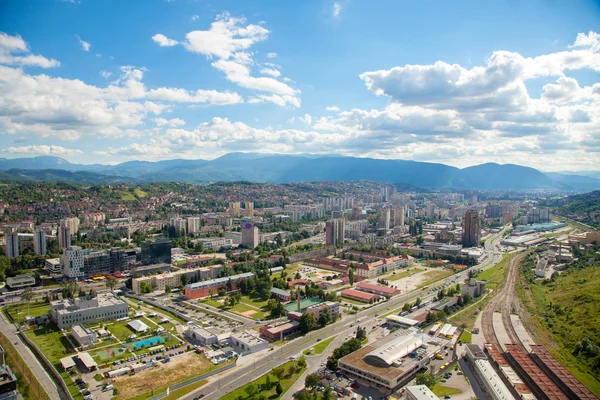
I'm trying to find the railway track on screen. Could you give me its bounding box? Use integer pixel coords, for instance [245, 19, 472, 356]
[481, 251, 527, 349]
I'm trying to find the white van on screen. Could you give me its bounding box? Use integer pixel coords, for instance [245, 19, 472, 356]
[102, 384, 114, 392]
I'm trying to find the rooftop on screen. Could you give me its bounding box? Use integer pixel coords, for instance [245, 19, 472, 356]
[185, 272, 254, 290]
[405, 385, 437, 400]
[386, 315, 420, 326]
[270, 287, 291, 297]
[341, 288, 379, 301]
[284, 297, 323, 312]
[51, 292, 127, 315]
[263, 320, 299, 334]
[356, 281, 399, 295]
[232, 330, 267, 346]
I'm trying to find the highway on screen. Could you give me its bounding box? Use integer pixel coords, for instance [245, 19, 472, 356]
[182, 228, 508, 400]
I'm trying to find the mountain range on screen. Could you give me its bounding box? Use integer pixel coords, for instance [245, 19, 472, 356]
[0, 154, 599, 190]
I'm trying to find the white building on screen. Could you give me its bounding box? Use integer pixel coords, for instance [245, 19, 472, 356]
[6, 274, 36, 289]
[5, 232, 18, 258]
[229, 331, 269, 354]
[241, 222, 259, 248]
[71, 325, 97, 346]
[187, 217, 201, 234]
[34, 229, 47, 255]
[462, 278, 487, 298]
[185, 323, 218, 346]
[224, 231, 242, 245]
[49, 293, 129, 329]
[45, 258, 62, 274]
[63, 246, 85, 279]
[406, 385, 437, 400]
[306, 301, 340, 321]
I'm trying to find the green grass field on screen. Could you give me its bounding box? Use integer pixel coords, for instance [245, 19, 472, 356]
[419, 269, 454, 288]
[518, 262, 600, 396]
[432, 385, 462, 396]
[202, 295, 267, 319]
[387, 268, 424, 281]
[219, 361, 306, 400]
[303, 336, 336, 355]
[5, 302, 50, 324]
[459, 330, 472, 344]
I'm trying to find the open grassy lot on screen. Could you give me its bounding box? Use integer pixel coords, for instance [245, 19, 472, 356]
[387, 267, 424, 281]
[162, 379, 207, 400]
[220, 360, 306, 400]
[113, 353, 223, 400]
[517, 260, 600, 396]
[419, 269, 454, 288]
[432, 385, 462, 396]
[5, 302, 50, 324]
[201, 296, 266, 319]
[303, 336, 336, 356]
[459, 330, 472, 344]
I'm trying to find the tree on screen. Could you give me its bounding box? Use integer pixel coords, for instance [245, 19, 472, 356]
[264, 375, 272, 390]
[245, 383, 258, 398]
[355, 326, 367, 341]
[180, 273, 190, 287]
[165, 285, 171, 294]
[416, 235, 424, 245]
[295, 272, 301, 280]
[218, 287, 227, 297]
[319, 307, 331, 327]
[348, 268, 355, 287]
[272, 366, 285, 381]
[323, 386, 333, 400]
[271, 301, 285, 318]
[415, 372, 435, 388]
[297, 355, 307, 369]
[305, 373, 320, 388]
[299, 312, 317, 333]
[415, 297, 422, 307]
[88, 288, 96, 296]
[288, 364, 296, 376]
[276, 382, 283, 396]
[266, 298, 277, 311]
[105, 275, 118, 292]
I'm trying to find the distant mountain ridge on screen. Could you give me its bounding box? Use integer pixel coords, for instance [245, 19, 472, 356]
[0, 153, 599, 190]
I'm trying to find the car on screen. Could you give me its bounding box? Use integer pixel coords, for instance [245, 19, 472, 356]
[441, 379, 447, 383]
[316, 338, 322, 342]
[444, 396, 451, 399]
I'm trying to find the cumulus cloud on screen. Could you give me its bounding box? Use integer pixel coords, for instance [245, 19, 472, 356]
[154, 117, 185, 127]
[152, 33, 178, 47]
[75, 35, 91, 51]
[99, 70, 112, 79]
[260, 68, 281, 77]
[265, 52, 278, 59]
[299, 114, 312, 125]
[326, 106, 340, 112]
[3, 145, 83, 156]
[0, 32, 59, 68]
[152, 14, 300, 107]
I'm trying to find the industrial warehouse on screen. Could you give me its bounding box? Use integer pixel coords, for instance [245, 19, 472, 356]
[338, 328, 451, 394]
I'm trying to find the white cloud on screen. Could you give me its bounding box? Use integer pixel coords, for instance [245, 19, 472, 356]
[3, 145, 83, 156]
[299, 114, 312, 125]
[265, 52, 278, 59]
[152, 33, 178, 47]
[75, 35, 91, 51]
[333, 2, 343, 17]
[154, 117, 185, 127]
[0, 32, 59, 68]
[569, 31, 600, 52]
[260, 67, 281, 77]
[153, 14, 300, 107]
[191, 15, 199, 21]
[99, 70, 112, 79]
[147, 87, 243, 105]
[326, 105, 340, 112]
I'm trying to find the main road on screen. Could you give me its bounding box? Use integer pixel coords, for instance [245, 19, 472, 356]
[182, 228, 508, 400]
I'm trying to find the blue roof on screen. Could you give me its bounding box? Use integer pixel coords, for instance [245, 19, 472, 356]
[185, 272, 254, 290]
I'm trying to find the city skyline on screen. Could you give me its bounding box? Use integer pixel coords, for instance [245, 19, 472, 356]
[1, 0, 600, 172]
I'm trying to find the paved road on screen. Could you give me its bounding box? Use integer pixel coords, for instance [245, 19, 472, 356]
[0, 309, 64, 399]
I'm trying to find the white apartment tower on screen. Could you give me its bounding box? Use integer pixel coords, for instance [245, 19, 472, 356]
[34, 229, 47, 255]
[63, 246, 85, 279]
[187, 217, 201, 234]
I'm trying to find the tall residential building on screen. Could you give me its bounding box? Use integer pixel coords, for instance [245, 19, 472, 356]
[462, 210, 481, 248]
[5, 233, 18, 259]
[34, 229, 47, 255]
[377, 208, 390, 231]
[60, 217, 79, 234]
[527, 207, 551, 224]
[187, 217, 201, 234]
[426, 204, 436, 219]
[352, 207, 363, 221]
[63, 246, 85, 279]
[244, 202, 254, 217]
[229, 202, 241, 217]
[58, 226, 71, 250]
[393, 206, 405, 227]
[325, 219, 345, 246]
[241, 222, 259, 248]
[485, 204, 502, 219]
[170, 216, 187, 234]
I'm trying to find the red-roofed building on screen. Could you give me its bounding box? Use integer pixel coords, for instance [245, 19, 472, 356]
[356, 282, 400, 297]
[341, 288, 380, 303]
[287, 279, 308, 288]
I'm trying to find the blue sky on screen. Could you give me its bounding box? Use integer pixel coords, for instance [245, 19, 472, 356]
[1, 0, 599, 171]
